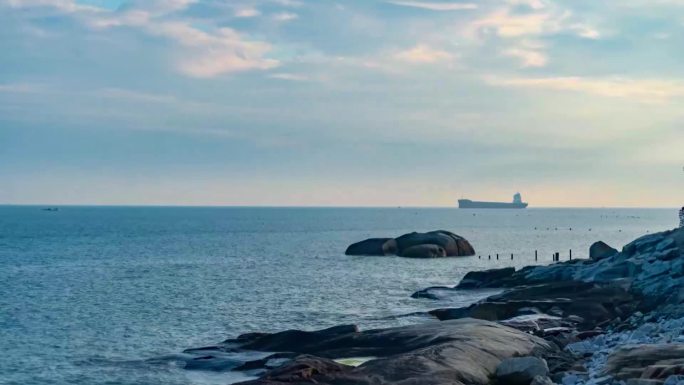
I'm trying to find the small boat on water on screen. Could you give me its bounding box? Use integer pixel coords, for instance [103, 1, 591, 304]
[41, 207, 59, 212]
[458, 193, 528, 209]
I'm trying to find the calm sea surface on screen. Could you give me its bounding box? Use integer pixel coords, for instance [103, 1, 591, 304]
[0, 206, 677, 385]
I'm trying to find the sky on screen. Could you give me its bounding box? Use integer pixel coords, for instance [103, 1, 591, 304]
[0, 0, 682, 207]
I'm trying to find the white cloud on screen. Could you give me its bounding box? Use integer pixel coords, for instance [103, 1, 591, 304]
[271, 0, 302, 7]
[501, 40, 547, 67]
[394, 44, 455, 64]
[268, 73, 309, 81]
[571, 24, 600, 39]
[503, 47, 547, 67]
[506, 0, 546, 10]
[7, 0, 279, 78]
[485, 75, 684, 102]
[386, 1, 477, 11]
[272, 12, 298, 21]
[154, 23, 279, 77]
[468, 3, 599, 40]
[88, 9, 278, 78]
[469, 8, 564, 37]
[235, 8, 261, 18]
[3, 0, 100, 12]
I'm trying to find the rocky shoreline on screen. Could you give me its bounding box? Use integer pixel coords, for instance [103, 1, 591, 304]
[173, 227, 684, 385]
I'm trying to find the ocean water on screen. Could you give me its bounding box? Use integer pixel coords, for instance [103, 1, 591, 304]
[0, 206, 677, 385]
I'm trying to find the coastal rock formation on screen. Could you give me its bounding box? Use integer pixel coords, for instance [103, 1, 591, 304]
[427, 228, 683, 302]
[345, 230, 475, 258]
[400, 244, 447, 258]
[428, 280, 642, 349]
[413, 227, 684, 384]
[590, 241, 618, 261]
[171, 227, 684, 385]
[179, 319, 555, 385]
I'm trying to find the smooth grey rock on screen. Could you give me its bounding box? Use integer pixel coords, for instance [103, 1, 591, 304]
[590, 241, 619, 261]
[345, 238, 396, 256]
[400, 244, 447, 258]
[345, 230, 475, 257]
[496, 356, 550, 385]
[395, 230, 475, 256]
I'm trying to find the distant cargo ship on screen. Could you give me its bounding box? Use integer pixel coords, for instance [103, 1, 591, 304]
[458, 193, 528, 209]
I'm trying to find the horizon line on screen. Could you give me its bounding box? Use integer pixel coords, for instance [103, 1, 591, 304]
[0, 204, 679, 209]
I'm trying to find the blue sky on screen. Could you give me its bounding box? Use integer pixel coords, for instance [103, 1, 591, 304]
[0, 0, 682, 207]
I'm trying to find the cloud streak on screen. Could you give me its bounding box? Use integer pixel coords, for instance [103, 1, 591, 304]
[486, 76, 684, 102]
[386, 1, 477, 11]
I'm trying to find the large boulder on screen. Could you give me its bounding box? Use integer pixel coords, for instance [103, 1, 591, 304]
[495, 356, 550, 385]
[345, 230, 475, 258]
[395, 230, 475, 256]
[590, 241, 618, 261]
[400, 244, 447, 258]
[344, 238, 396, 256]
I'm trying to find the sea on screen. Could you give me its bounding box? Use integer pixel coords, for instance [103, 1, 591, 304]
[0, 206, 678, 385]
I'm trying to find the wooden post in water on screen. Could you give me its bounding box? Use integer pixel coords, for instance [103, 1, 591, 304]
[535, 250, 538, 261]
[496, 253, 499, 260]
[511, 253, 513, 260]
[569, 249, 572, 260]
[488, 255, 491, 260]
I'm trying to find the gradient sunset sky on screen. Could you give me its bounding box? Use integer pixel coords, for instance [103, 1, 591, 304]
[1, 0, 682, 207]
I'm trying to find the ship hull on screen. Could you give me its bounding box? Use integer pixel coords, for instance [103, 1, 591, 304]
[458, 199, 528, 209]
